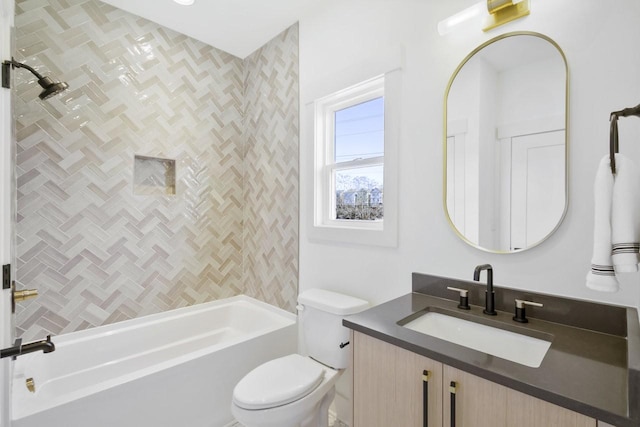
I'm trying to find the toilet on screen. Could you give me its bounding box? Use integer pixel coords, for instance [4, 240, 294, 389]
[231, 289, 369, 427]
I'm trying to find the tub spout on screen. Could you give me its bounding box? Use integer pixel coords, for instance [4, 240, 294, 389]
[22, 335, 56, 354]
[0, 335, 55, 359]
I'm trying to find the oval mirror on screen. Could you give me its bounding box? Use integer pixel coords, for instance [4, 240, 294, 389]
[444, 32, 568, 253]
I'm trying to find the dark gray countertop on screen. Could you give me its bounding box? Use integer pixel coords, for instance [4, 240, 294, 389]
[343, 273, 640, 427]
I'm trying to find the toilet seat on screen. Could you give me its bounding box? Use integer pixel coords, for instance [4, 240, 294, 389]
[233, 354, 325, 410]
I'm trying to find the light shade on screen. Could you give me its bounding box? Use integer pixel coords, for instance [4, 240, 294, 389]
[437, 2, 484, 35]
[173, 0, 195, 5]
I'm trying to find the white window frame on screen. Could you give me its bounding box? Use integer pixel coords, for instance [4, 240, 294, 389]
[307, 68, 400, 247]
[316, 76, 385, 231]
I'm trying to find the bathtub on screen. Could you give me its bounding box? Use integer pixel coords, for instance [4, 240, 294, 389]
[11, 295, 297, 427]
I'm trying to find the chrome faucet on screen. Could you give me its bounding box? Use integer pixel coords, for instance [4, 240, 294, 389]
[473, 264, 497, 315]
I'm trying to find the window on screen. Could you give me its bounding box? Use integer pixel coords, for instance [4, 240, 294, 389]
[315, 76, 385, 231]
[307, 66, 400, 247]
[334, 97, 384, 221]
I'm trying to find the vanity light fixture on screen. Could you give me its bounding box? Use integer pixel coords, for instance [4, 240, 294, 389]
[437, 2, 485, 35]
[437, 0, 530, 35]
[173, 0, 195, 5]
[484, 0, 530, 31]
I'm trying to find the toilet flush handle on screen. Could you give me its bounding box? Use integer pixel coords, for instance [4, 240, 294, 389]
[296, 304, 305, 312]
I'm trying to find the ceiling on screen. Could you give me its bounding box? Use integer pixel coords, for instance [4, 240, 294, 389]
[98, 0, 318, 59]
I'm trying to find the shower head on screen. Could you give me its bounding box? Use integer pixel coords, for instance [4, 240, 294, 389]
[35, 76, 69, 100]
[2, 58, 69, 100]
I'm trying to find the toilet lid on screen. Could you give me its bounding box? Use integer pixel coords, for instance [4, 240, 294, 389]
[233, 354, 325, 410]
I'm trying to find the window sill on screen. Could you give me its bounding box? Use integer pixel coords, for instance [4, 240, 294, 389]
[308, 220, 396, 247]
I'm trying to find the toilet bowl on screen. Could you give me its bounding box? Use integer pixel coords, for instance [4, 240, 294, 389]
[230, 289, 369, 427]
[231, 354, 340, 427]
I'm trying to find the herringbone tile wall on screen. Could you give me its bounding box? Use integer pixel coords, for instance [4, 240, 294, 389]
[13, 0, 298, 340]
[243, 24, 299, 313]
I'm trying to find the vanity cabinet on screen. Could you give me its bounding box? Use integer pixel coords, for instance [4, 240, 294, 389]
[353, 330, 443, 426]
[442, 365, 595, 427]
[353, 332, 596, 427]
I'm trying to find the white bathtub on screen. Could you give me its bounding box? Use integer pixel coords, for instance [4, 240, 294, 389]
[11, 295, 297, 427]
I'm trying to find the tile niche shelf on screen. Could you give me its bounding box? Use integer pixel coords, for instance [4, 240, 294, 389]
[133, 155, 176, 196]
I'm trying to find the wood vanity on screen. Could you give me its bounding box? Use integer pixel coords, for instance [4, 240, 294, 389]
[353, 331, 594, 427]
[344, 273, 640, 427]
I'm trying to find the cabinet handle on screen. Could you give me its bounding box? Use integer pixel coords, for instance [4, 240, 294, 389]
[450, 381, 457, 427]
[422, 370, 430, 427]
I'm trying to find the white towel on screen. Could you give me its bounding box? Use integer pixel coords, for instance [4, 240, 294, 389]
[587, 154, 640, 292]
[586, 155, 619, 292]
[611, 154, 640, 272]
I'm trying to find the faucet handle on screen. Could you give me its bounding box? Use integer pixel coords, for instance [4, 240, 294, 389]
[447, 287, 470, 310]
[513, 299, 543, 323]
[515, 299, 543, 309]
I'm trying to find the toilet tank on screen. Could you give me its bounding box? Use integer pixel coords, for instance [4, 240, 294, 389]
[297, 289, 369, 369]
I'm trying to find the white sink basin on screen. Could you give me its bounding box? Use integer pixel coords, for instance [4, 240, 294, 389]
[403, 312, 551, 368]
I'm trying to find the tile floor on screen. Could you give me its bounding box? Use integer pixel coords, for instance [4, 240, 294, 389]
[227, 413, 348, 427]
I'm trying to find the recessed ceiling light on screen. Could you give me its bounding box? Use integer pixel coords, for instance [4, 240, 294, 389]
[173, 0, 195, 5]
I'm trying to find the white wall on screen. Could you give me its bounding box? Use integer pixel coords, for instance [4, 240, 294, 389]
[0, 0, 14, 424]
[300, 0, 640, 309]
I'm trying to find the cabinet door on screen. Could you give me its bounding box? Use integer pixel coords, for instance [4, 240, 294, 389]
[353, 332, 443, 427]
[506, 388, 596, 427]
[443, 364, 597, 427]
[443, 364, 508, 427]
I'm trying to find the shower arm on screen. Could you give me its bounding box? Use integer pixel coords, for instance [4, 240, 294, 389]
[7, 59, 46, 79]
[2, 57, 69, 100]
[2, 58, 46, 89]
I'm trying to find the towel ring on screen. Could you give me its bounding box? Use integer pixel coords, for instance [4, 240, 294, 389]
[609, 103, 640, 175]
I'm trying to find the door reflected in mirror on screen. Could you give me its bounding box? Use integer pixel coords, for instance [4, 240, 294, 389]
[444, 32, 568, 253]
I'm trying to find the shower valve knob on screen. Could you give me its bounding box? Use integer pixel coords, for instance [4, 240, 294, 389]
[14, 288, 38, 303]
[12, 282, 39, 313]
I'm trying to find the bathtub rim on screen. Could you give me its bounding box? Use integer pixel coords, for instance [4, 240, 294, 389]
[12, 295, 297, 421]
[30, 295, 296, 345]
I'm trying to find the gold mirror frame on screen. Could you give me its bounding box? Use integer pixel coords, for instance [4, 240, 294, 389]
[443, 31, 569, 254]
